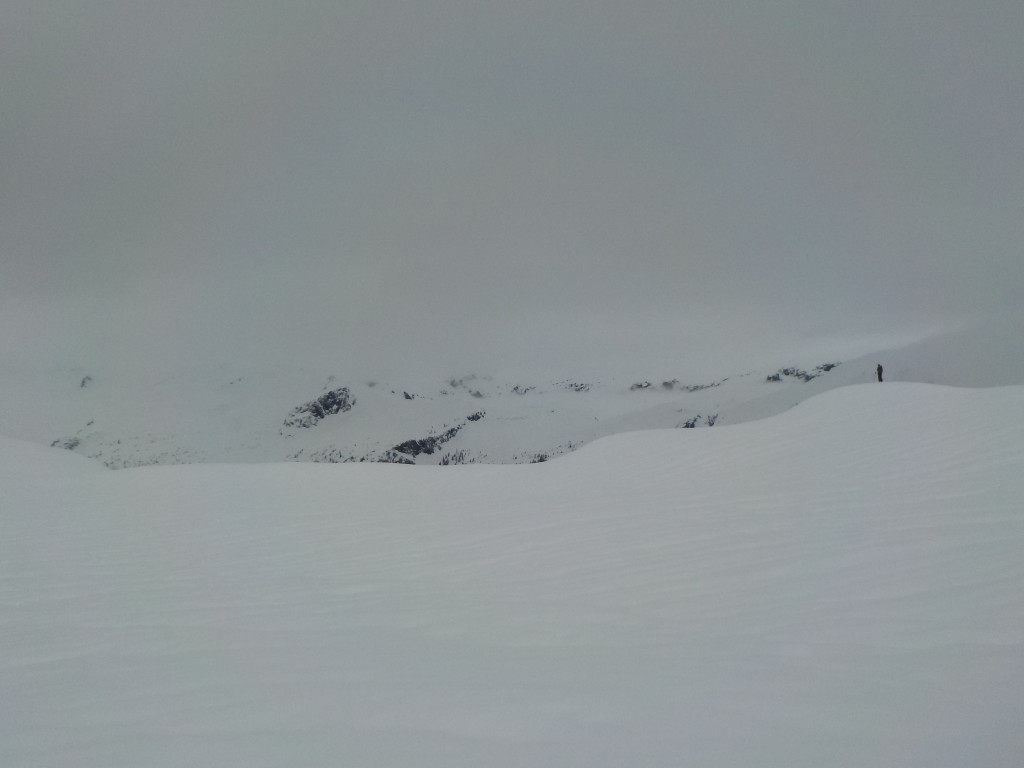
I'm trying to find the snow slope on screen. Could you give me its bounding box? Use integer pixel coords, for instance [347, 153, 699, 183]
[3, 382, 1023, 767]
[4, 318, 1023, 468]
[0, 360, 835, 468]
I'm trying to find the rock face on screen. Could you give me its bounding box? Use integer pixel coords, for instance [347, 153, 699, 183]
[766, 363, 840, 383]
[390, 412, 486, 460]
[392, 425, 462, 458]
[283, 388, 355, 429]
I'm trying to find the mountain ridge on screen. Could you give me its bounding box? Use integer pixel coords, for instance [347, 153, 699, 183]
[4, 320, 1022, 469]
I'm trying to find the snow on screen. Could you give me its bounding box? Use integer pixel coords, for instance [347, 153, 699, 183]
[5, 319, 1024, 469]
[3, 381, 1023, 766]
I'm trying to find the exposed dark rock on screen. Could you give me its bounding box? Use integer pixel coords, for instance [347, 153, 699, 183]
[767, 368, 815, 383]
[767, 363, 839, 384]
[440, 449, 475, 465]
[376, 450, 416, 465]
[391, 410, 486, 461]
[684, 381, 723, 392]
[392, 424, 463, 458]
[680, 413, 718, 428]
[283, 387, 355, 429]
[785, 368, 815, 382]
[661, 379, 725, 392]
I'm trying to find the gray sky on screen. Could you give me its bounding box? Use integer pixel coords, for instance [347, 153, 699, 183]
[3, 0, 1022, 378]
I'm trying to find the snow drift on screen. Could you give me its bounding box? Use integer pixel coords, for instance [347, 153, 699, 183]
[3, 382, 1023, 766]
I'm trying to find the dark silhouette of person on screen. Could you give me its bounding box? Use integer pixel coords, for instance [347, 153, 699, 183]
[876, 364, 883, 383]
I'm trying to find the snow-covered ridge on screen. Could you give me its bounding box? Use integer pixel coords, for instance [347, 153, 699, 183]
[3, 320, 1022, 469]
[3, 360, 843, 468]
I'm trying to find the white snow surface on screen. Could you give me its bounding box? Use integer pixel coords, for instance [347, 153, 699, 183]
[3, 381, 1023, 766]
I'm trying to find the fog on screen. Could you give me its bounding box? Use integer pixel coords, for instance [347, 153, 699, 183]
[3, 1, 1021, 379]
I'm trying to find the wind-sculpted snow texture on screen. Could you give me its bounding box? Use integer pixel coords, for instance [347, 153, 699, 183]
[3, 383, 1023, 767]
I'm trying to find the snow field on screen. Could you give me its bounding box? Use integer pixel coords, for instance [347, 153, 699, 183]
[2, 383, 1023, 766]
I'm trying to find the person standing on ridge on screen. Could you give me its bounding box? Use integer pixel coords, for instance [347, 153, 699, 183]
[876, 364, 883, 382]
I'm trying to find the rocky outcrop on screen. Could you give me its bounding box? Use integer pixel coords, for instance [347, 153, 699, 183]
[390, 411, 486, 461]
[661, 379, 724, 392]
[393, 425, 463, 458]
[283, 387, 355, 429]
[680, 414, 718, 428]
[766, 363, 840, 383]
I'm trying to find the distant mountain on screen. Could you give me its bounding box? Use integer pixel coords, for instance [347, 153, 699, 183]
[2, 319, 1021, 469]
[0, 362, 833, 468]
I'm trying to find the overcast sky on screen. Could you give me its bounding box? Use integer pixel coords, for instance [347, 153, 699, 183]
[2, 0, 1022, 379]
